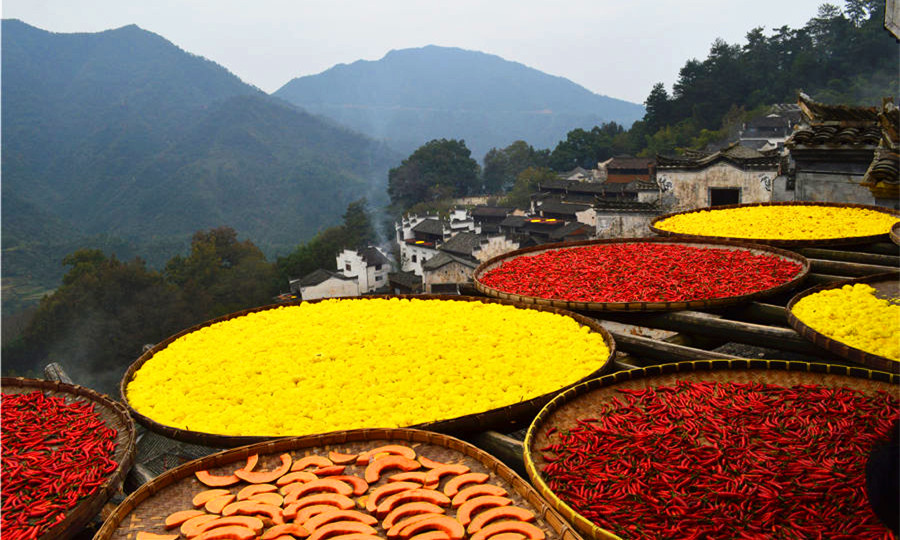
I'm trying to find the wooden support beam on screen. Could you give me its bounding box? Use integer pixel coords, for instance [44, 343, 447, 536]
[468, 431, 526, 476]
[607, 330, 741, 362]
[795, 248, 899, 267]
[806, 273, 852, 285]
[808, 258, 899, 277]
[721, 302, 788, 326]
[43, 362, 74, 384]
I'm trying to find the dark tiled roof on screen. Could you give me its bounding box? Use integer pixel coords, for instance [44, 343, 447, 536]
[358, 246, 390, 266]
[656, 143, 779, 170]
[500, 215, 528, 227]
[411, 218, 445, 236]
[549, 221, 593, 240]
[593, 200, 660, 212]
[861, 101, 900, 193]
[388, 270, 423, 290]
[798, 92, 879, 124]
[422, 251, 478, 271]
[471, 206, 513, 218]
[627, 180, 659, 191]
[539, 200, 592, 216]
[786, 125, 881, 148]
[607, 157, 654, 170]
[299, 269, 354, 287]
[439, 232, 484, 256]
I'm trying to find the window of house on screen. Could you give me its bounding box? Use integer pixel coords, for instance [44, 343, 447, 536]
[709, 187, 741, 206]
[375, 264, 382, 271]
[345, 263, 352, 271]
[375, 275, 382, 281]
[411, 254, 417, 263]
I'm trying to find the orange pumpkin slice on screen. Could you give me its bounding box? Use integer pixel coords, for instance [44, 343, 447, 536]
[205, 494, 237, 515]
[191, 516, 266, 537]
[328, 451, 358, 465]
[235, 453, 292, 484]
[306, 521, 378, 540]
[304, 509, 378, 531]
[291, 455, 334, 471]
[398, 515, 465, 540]
[328, 475, 368, 496]
[195, 455, 258, 487]
[389, 472, 427, 485]
[166, 509, 207, 529]
[221, 501, 284, 524]
[328, 536, 382, 540]
[365, 481, 421, 513]
[285, 493, 356, 515]
[442, 473, 489, 498]
[249, 492, 284, 507]
[469, 521, 545, 540]
[423, 465, 470, 489]
[277, 471, 318, 487]
[382, 502, 446, 530]
[259, 523, 311, 540]
[284, 478, 354, 503]
[365, 456, 421, 484]
[376, 489, 451, 518]
[386, 514, 444, 539]
[451, 485, 508, 507]
[181, 515, 221, 537]
[137, 533, 179, 540]
[485, 535, 526, 540]
[237, 483, 278, 500]
[456, 496, 512, 527]
[194, 489, 234, 508]
[466, 506, 535, 534]
[407, 532, 451, 540]
[416, 456, 449, 470]
[193, 525, 257, 540]
[290, 504, 340, 523]
[312, 465, 346, 476]
[356, 445, 417, 465]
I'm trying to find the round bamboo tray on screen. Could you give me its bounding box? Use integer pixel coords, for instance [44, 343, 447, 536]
[473, 237, 809, 312]
[523, 359, 900, 540]
[649, 201, 900, 247]
[1, 377, 136, 540]
[890, 221, 900, 246]
[787, 272, 900, 374]
[120, 295, 615, 447]
[95, 428, 584, 540]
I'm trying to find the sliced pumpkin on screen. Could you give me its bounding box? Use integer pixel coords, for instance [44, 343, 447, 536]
[356, 444, 417, 465]
[236, 483, 278, 500]
[276, 471, 318, 487]
[290, 504, 342, 523]
[375, 489, 451, 518]
[304, 509, 378, 531]
[406, 532, 451, 540]
[291, 455, 334, 471]
[190, 516, 265, 538]
[416, 455, 449, 470]
[328, 475, 368, 496]
[285, 493, 356, 514]
[450, 485, 508, 507]
[165, 509, 207, 529]
[389, 472, 427, 485]
[423, 465, 470, 489]
[382, 502, 446, 530]
[193, 525, 258, 540]
[469, 521, 545, 540]
[312, 465, 346, 476]
[196, 470, 241, 488]
[137, 533, 179, 540]
[306, 521, 378, 540]
[221, 501, 284, 524]
[326, 535, 382, 540]
[235, 453, 292, 484]
[366, 481, 421, 513]
[181, 514, 221, 537]
[327, 451, 358, 465]
[249, 492, 284, 507]
[259, 523, 311, 540]
[205, 494, 237, 515]
[466, 506, 535, 534]
[484, 534, 527, 540]
[364, 456, 421, 484]
[193, 489, 234, 508]
[283, 478, 354, 503]
[442, 473, 489, 497]
[386, 514, 444, 539]
[456, 496, 513, 527]
[397, 515, 465, 540]
[239, 454, 260, 473]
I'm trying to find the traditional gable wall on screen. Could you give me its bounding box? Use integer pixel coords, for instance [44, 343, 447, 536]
[657, 161, 777, 211]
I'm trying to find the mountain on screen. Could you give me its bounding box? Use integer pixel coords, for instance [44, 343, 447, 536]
[274, 45, 645, 160]
[2, 19, 398, 314]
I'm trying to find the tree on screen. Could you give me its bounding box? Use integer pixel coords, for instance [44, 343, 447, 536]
[643, 83, 672, 133]
[387, 139, 480, 209]
[341, 198, 378, 249]
[501, 167, 558, 209]
[482, 140, 546, 193]
[548, 124, 622, 171]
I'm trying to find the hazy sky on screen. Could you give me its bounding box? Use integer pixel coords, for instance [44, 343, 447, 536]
[4, 0, 829, 104]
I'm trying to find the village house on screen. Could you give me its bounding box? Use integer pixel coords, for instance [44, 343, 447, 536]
[785, 93, 887, 206]
[655, 142, 784, 211]
[290, 269, 358, 301]
[421, 231, 520, 293]
[860, 100, 899, 207]
[336, 246, 393, 294]
[598, 156, 655, 184]
[738, 104, 802, 151]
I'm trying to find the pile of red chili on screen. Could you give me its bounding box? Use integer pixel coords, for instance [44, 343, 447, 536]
[1, 390, 119, 540]
[479, 243, 802, 303]
[539, 381, 898, 539]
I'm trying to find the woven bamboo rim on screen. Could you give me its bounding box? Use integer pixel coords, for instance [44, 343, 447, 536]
[473, 237, 809, 313]
[787, 272, 900, 374]
[95, 427, 584, 540]
[1, 377, 136, 540]
[649, 201, 900, 247]
[890, 221, 900, 246]
[120, 294, 615, 447]
[522, 359, 900, 540]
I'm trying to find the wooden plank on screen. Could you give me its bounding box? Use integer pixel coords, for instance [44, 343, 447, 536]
[808, 258, 899, 277]
[722, 302, 788, 326]
[795, 247, 899, 267]
[468, 431, 526, 476]
[607, 330, 741, 362]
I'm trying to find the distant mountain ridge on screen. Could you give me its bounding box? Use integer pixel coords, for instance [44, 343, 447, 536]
[274, 45, 645, 159]
[2, 19, 398, 314]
